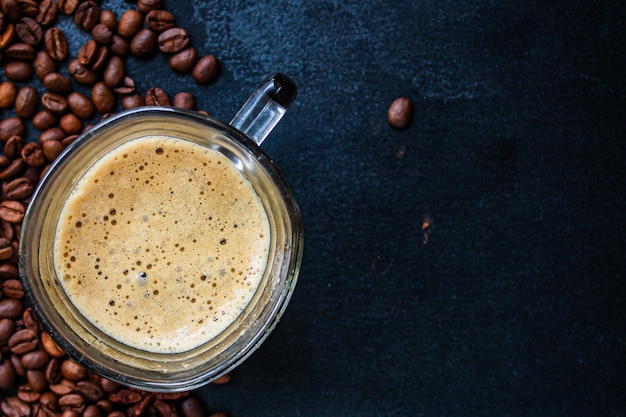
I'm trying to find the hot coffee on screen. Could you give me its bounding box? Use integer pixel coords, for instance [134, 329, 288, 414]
[53, 135, 270, 353]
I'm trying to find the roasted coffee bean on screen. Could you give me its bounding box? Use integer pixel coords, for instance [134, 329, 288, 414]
[99, 9, 116, 31]
[2, 177, 33, 201]
[17, 0, 38, 17]
[33, 50, 56, 80]
[109, 34, 129, 56]
[137, 0, 162, 14]
[67, 91, 95, 119]
[91, 82, 115, 113]
[0, 159, 25, 181]
[26, 369, 47, 391]
[0, 358, 17, 389]
[82, 404, 103, 417]
[1, 396, 31, 417]
[158, 27, 189, 54]
[41, 92, 68, 115]
[0, 117, 26, 142]
[1, 278, 22, 300]
[39, 127, 66, 143]
[130, 27, 157, 58]
[21, 142, 46, 167]
[74, 0, 99, 32]
[62, 135, 78, 147]
[15, 85, 38, 119]
[173, 92, 196, 110]
[40, 391, 59, 411]
[8, 328, 37, 353]
[41, 332, 65, 358]
[78, 39, 98, 66]
[4, 60, 33, 81]
[1, 0, 22, 22]
[0, 238, 15, 261]
[0, 262, 19, 278]
[18, 383, 41, 403]
[44, 27, 68, 61]
[75, 380, 104, 402]
[11, 353, 27, 377]
[32, 110, 57, 131]
[49, 378, 75, 396]
[4, 41, 35, 60]
[43, 72, 72, 94]
[44, 358, 62, 384]
[121, 93, 144, 109]
[112, 76, 135, 95]
[169, 47, 197, 73]
[103, 54, 124, 87]
[0, 200, 25, 223]
[3, 135, 24, 159]
[0, 81, 17, 108]
[68, 59, 98, 85]
[59, 113, 82, 135]
[15, 16, 41, 44]
[59, 393, 85, 413]
[0, 22, 15, 48]
[192, 55, 220, 84]
[36, 0, 57, 26]
[180, 396, 206, 417]
[61, 359, 87, 382]
[145, 87, 170, 106]
[99, 378, 119, 393]
[0, 317, 15, 341]
[117, 9, 142, 39]
[91, 22, 112, 44]
[90, 44, 110, 72]
[387, 97, 413, 128]
[108, 388, 142, 404]
[57, 0, 79, 15]
[21, 350, 50, 370]
[145, 9, 174, 32]
[22, 307, 41, 332]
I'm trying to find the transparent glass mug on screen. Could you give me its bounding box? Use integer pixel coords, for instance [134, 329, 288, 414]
[19, 73, 303, 392]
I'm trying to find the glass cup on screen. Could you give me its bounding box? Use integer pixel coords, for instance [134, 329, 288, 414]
[19, 73, 303, 392]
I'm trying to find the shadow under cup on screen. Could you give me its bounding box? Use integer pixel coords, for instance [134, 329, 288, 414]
[19, 107, 303, 392]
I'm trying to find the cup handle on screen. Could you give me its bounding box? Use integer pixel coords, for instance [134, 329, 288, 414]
[229, 73, 298, 145]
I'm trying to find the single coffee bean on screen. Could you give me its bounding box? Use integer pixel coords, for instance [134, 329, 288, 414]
[99, 9, 117, 31]
[145, 9, 174, 32]
[130, 27, 157, 58]
[15, 85, 38, 119]
[1, 0, 21, 22]
[39, 126, 66, 143]
[387, 97, 413, 128]
[0, 200, 25, 223]
[112, 76, 135, 95]
[41, 332, 66, 358]
[95, 399, 114, 413]
[44, 27, 68, 61]
[59, 113, 82, 135]
[33, 50, 56, 80]
[58, 394, 86, 414]
[67, 59, 98, 85]
[103, 54, 124, 87]
[77, 39, 98, 66]
[49, 378, 75, 395]
[91, 22, 112, 44]
[4, 60, 33, 81]
[1, 396, 31, 417]
[0, 22, 15, 49]
[83, 404, 103, 417]
[0, 317, 15, 342]
[179, 396, 207, 417]
[0, 159, 26, 181]
[0, 81, 17, 108]
[3, 134, 24, 159]
[20, 350, 50, 370]
[11, 353, 27, 377]
[169, 47, 198, 74]
[8, 328, 37, 353]
[121, 93, 144, 110]
[137, 0, 162, 14]
[22, 307, 41, 332]
[172, 92, 196, 110]
[17, 383, 41, 403]
[4, 42, 35, 60]
[41, 92, 68, 115]
[99, 378, 120, 393]
[36, 0, 57, 26]
[158, 27, 189, 54]
[90, 44, 110, 72]
[192, 55, 220, 84]
[0, 262, 19, 278]
[117, 9, 142, 39]
[57, 0, 80, 15]
[40, 391, 59, 411]
[67, 91, 95, 120]
[145, 87, 170, 106]
[75, 380, 104, 402]
[109, 34, 129, 56]
[44, 358, 62, 384]
[74, 0, 99, 32]
[43, 72, 72, 94]
[21, 142, 46, 167]
[26, 369, 48, 392]
[15, 16, 41, 45]
[0, 117, 26, 142]
[91, 82, 116, 114]
[32, 110, 58, 130]
[3, 177, 33, 201]
[0, 237, 14, 260]
[61, 360, 87, 382]
[0, 359, 17, 390]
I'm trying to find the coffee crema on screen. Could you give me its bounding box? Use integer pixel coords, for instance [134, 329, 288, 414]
[53, 135, 270, 353]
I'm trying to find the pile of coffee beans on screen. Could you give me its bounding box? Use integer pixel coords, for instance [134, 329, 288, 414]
[1, 0, 230, 416]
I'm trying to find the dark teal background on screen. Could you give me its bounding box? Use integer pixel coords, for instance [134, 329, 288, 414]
[5, 0, 626, 416]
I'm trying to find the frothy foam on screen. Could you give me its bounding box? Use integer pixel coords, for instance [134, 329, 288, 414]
[53, 135, 270, 353]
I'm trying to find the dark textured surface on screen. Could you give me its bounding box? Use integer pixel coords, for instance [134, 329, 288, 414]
[5, 0, 626, 416]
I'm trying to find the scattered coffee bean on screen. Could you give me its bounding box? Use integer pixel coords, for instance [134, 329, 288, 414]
[169, 46, 198, 73]
[74, 0, 100, 32]
[44, 27, 68, 61]
[15, 16, 42, 45]
[4, 60, 33, 81]
[145, 87, 170, 106]
[33, 50, 56, 80]
[14, 85, 39, 119]
[158, 26, 190, 54]
[43, 72, 72, 94]
[145, 9, 174, 32]
[0, 81, 18, 108]
[130, 27, 157, 57]
[192, 54, 220, 84]
[387, 97, 413, 128]
[117, 9, 143, 39]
